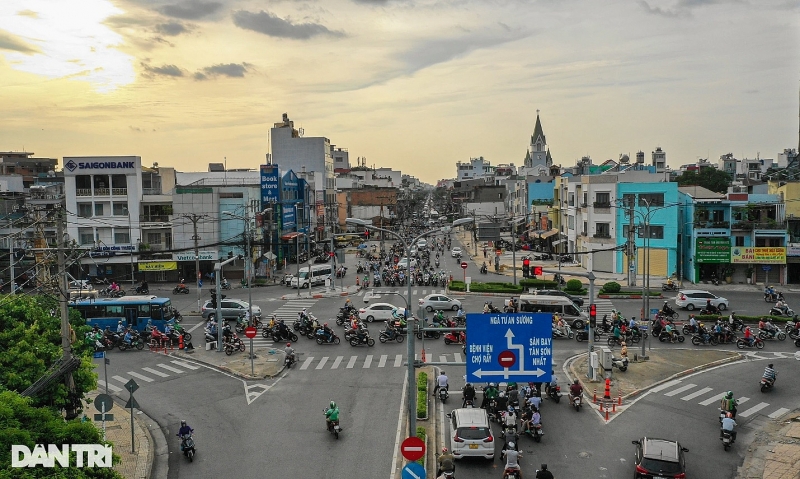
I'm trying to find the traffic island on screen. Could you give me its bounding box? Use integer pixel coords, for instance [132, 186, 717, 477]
[171, 346, 285, 380]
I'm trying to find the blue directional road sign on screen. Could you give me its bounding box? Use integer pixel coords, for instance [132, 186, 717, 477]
[401, 462, 426, 479]
[93, 351, 105, 359]
[466, 313, 552, 383]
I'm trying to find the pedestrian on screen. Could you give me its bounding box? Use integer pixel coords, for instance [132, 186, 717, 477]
[483, 247, 487, 258]
[356, 276, 360, 289]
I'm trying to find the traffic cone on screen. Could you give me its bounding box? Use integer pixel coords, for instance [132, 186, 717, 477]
[179, 334, 184, 350]
[604, 378, 611, 400]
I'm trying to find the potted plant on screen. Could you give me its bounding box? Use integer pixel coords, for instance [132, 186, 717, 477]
[745, 265, 755, 284]
[722, 264, 735, 284]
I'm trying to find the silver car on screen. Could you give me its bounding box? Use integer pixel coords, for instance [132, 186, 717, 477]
[201, 298, 262, 320]
[418, 294, 462, 312]
[674, 290, 728, 311]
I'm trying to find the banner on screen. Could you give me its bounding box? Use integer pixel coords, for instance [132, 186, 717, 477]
[138, 261, 178, 271]
[695, 238, 730, 264]
[260, 164, 280, 207]
[175, 251, 217, 262]
[730, 247, 786, 264]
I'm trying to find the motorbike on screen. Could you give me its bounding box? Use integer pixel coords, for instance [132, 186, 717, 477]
[786, 322, 800, 340]
[547, 384, 562, 403]
[760, 375, 777, 393]
[173, 283, 190, 294]
[552, 325, 574, 340]
[118, 335, 145, 351]
[271, 327, 299, 343]
[624, 328, 647, 344]
[658, 330, 685, 343]
[661, 282, 679, 291]
[769, 306, 795, 317]
[221, 279, 232, 290]
[764, 291, 784, 302]
[315, 329, 341, 345]
[575, 328, 603, 342]
[223, 336, 246, 356]
[285, 353, 296, 369]
[691, 333, 718, 346]
[324, 409, 342, 439]
[433, 455, 455, 478]
[336, 267, 347, 278]
[378, 323, 405, 343]
[611, 356, 628, 372]
[443, 331, 466, 345]
[660, 306, 679, 319]
[757, 328, 787, 341]
[349, 330, 375, 347]
[735, 337, 765, 349]
[336, 307, 356, 326]
[721, 429, 735, 451]
[570, 392, 582, 411]
[437, 386, 449, 403]
[524, 423, 544, 443]
[101, 287, 126, 298]
[480, 264, 488, 274]
[416, 323, 441, 339]
[179, 434, 196, 462]
[135, 285, 149, 294]
[710, 272, 720, 286]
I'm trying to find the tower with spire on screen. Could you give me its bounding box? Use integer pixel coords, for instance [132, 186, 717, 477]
[525, 110, 552, 169]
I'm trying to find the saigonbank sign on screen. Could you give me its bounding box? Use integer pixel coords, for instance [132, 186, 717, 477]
[64, 160, 135, 172]
[11, 444, 112, 468]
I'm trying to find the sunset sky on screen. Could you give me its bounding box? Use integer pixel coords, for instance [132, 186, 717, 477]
[0, 0, 798, 183]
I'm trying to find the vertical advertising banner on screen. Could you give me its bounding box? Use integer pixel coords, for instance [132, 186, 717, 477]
[260, 164, 280, 210]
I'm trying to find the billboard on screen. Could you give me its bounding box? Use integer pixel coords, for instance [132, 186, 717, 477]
[695, 237, 730, 264]
[260, 164, 280, 208]
[282, 205, 296, 231]
[731, 247, 786, 264]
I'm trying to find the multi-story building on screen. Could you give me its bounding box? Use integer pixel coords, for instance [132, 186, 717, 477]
[456, 156, 494, 181]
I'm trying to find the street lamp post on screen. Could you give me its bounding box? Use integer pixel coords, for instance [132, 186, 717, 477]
[346, 216, 473, 438]
[224, 207, 270, 326]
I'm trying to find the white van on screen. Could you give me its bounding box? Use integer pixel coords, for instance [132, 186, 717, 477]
[448, 408, 494, 460]
[518, 294, 589, 329]
[291, 264, 333, 288]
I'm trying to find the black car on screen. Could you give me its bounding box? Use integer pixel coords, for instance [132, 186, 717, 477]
[632, 437, 688, 479]
[533, 289, 584, 307]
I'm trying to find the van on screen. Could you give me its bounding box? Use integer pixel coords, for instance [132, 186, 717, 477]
[518, 294, 589, 329]
[448, 408, 494, 460]
[291, 264, 333, 288]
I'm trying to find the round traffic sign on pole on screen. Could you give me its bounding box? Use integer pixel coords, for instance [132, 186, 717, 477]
[460, 262, 468, 270]
[244, 326, 257, 339]
[498, 350, 517, 369]
[401, 436, 425, 461]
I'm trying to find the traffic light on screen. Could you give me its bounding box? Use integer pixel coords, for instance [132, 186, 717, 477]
[533, 266, 542, 277]
[589, 303, 597, 328]
[210, 292, 226, 310]
[522, 257, 531, 278]
[364, 229, 370, 239]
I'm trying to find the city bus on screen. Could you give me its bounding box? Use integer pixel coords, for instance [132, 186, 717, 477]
[69, 296, 176, 332]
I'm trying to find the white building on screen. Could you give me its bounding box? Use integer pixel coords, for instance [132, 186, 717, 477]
[456, 156, 493, 180]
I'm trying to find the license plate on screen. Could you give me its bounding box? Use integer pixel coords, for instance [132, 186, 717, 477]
[469, 444, 479, 449]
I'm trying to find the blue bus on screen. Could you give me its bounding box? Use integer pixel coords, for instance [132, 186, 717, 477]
[70, 296, 176, 332]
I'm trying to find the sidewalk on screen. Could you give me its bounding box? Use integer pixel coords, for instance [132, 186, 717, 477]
[737, 411, 800, 479]
[172, 343, 285, 380]
[84, 390, 166, 479]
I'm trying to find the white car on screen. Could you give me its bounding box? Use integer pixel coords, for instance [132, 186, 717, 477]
[450, 247, 463, 258]
[418, 294, 462, 312]
[358, 303, 406, 323]
[396, 257, 417, 269]
[417, 239, 428, 249]
[674, 290, 729, 311]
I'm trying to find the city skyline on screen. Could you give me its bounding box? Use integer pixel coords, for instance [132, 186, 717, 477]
[0, 0, 798, 183]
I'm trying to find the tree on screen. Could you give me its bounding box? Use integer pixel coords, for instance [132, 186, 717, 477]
[0, 294, 97, 411]
[0, 391, 123, 478]
[675, 168, 732, 193]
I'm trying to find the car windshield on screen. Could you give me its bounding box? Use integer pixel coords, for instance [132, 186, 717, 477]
[640, 458, 682, 474]
[299, 272, 308, 279]
[457, 427, 490, 440]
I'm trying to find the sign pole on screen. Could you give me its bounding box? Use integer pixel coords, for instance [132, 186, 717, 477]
[103, 352, 108, 394]
[250, 337, 254, 376]
[101, 403, 106, 440]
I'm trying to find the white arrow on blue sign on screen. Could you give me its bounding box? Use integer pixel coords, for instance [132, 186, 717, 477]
[401, 462, 426, 479]
[465, 313, 553, 383]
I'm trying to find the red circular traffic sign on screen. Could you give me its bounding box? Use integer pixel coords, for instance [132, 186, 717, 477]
[244, 327, 257, 339]
[401, 436, 426, 461]
[498, 350, 516, 369]
[460, 262, 468, 270]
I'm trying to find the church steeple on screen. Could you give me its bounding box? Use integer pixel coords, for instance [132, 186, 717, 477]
[526, 110, 551, 168]
[531, 111, 546, 149]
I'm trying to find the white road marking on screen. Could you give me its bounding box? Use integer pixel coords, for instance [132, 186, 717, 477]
[363, 355, 373, 368]
[331, 356, 343, 369]
[681, 387, 713, 401]
[316, 357, 329, 370]
[394, 354, 403, 367]
[649, 379, 682, 394]
[110, 375, 128, 384]
[664, 384, 697, 397]
[299, 357, 314, 370]
[739, 402, 770, 417]
[737, 396, 751, 406]
[127, 371, 154, 382]
[378, 355, 387, 368]
[157, 364, 184, 373]
[454, 352, 463, 363]
[699, 393, 725, 406]
[439, 355, 447, 363]
[347, 356, 358, 369]
[171, 360, 200, 370]
[768, 408, 790, 419]
[142, 367, 169, 377]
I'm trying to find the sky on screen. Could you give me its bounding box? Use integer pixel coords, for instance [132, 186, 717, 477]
[0, 0, 798, 184]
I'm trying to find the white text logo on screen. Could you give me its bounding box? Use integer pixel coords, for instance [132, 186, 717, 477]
[11, 444, 112, 468]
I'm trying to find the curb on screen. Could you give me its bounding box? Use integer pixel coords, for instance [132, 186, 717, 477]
[170, 351, 286, 380]
[598, 294, 665, 299]
[137, 401, 169, 479]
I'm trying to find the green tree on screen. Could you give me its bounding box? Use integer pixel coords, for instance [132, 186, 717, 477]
[0, 295, 97, 411]
[0, 391, 123, 478]
[675, 168, 732, 194]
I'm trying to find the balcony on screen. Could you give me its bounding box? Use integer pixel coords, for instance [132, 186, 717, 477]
[732, 221, 786, 231]
[76, 189, 91, 196]
[140, 214, 173, 223]
[593, 233, 611, 239]
[142, 188, 162, 196]
[593, 201, 611, 209]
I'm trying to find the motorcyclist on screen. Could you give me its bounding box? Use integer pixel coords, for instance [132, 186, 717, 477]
[276, 319, 289, 340]
[284, 342, 295, 363]
[177, 420, 193, 449]
[508, 384, 521, 410]
[503, 406, 518, 432]
[664, 322, 676, 343]
[433, 370, 449, 397]
[320, 322, 335, 342]
[545, 371, 558, 397]
[662, 301, 676, 317]
[494, 391, 509, 417]
[462, 382, 476, 407]
[620, 341, 628, 358]
[744, 325, 754, 346]
[763, 363, 777, 387]
[569, 379, 582, 402]
[436, 447, 455, 477]
[688, 314, 698, 332]
[526, 391, 542, 411]
[116, 320, 125, 334]
[139, 280, 148, 292]
[433, 310, 446, 326]
[536, 464, 554, 479]
[553, 314, 566, 337]
[502, 417, 519, 450]
[324, 401, 339, 431]
[775, 299, 788, 315]
[123, 329, 133, 346]
[720, 391, 738, 418]
[704, 299, 719, 314]
[720, 412, 737, 442]
[764, 319, 778, 338]
[482, 382, 499, 409]
[483, 301, 491, 313]
[697, 322, 710, 343]
[502, 442, 523, 478]
[765, 285, 776, 301]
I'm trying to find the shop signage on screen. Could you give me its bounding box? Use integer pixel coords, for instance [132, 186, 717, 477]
[788, 243, 800, 257]
[731, 247, 786, 264]
[175, 251, 217, 262]
[695, 237, 730, 264]
[260, 164, 280, 206]
[138, 261, 178, 271]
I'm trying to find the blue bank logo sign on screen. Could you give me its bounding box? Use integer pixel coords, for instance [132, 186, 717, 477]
[466, 313, 552, 383]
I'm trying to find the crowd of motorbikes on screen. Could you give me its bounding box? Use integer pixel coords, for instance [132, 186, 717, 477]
[86, 311, 188, 353]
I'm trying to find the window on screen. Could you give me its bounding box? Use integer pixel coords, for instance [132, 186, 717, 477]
[94, 203, 104, 216]
[78, 203, 92, 218]
[79, 228, 94, 245]
[735, 236, 745, 247]
[569, 194, 574, 206]
[115, 228, 130, 244]
[638, 193, 664, 207]
[595, 223, 611, 238]
[583, 221, 587, 235]
[147, 232, 162, 245]
[568, 216, 575, 229]
[113, 202, 128, 216]
[595, 192, 610, 207]
[622, 194, 635, 211]
[582, 193, 588, 206]
[138, 304, 151, 318]
[623, 225, 664, 239]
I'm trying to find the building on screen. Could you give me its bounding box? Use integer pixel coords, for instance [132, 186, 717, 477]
[0, 152, 59, 189]
[524, 113, 553, 169]
[456, 156, 494, 181]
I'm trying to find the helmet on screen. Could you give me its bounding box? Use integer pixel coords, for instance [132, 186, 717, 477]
[302, 308, 307, 312]
[768, 363, 774, 368]
[442, 447, 448, 453]
[489, 382, 496, 388]
[725, 391, 733, 399]
[330, 401, 336, 408]
[508, 406, 514, 413]
[541, 464, 548, 470]
[508, 442, 515, 449]
[324, 323, 328, 327]
[499, 391, 506, 398]
[726, 412, 733, 418]
[180, 420, 186, 426]
[621, 341, 626, 346]
[465, 383, 471, 388]
[699, 323, 705, 328]
[286, 343, 291, 347]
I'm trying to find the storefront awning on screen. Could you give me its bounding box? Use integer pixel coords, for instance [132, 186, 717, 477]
[552, 238, 566, 246]
[281, 232, 305, 241]
[539, 229, 559, 239]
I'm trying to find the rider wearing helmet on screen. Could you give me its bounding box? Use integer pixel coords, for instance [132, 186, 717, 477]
[569, 378, 583, 399]
[482, 382, 499, 409]
[284, 342, 295, 362]
[437, 447, 455, 477]
[720, 391, 738, 418]
[324, 401, 339, 430]
[720, 412, 737, 442]
[321, 322, 334, 342]
[503, 406, 517, 431]
[462, 382, 476, 407]
[502, 442, 522, 478]
[536, 463, 554, 479]
[177, 419, 193, 437]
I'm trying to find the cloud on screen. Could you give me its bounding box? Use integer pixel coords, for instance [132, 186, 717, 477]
[232, 9, 345, 39]
[193, 62, 251, 80]
[158, 0, 222, 20]
[0, 29, 40, 54]
[141, 62, 185, 77]
[155, 21, 189, 36]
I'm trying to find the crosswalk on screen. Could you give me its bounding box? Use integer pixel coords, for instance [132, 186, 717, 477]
[356, 288, 447, 297]
[97, 359, 201, 393]
[650, 379, 791, 420]
[592, 298, 613, 319]
[296, 352, 464, 371]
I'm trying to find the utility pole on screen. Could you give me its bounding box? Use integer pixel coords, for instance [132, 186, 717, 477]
[182, 214, 207, 311]
[57, 209, 79, 419]
[628, 196, 636, 287]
